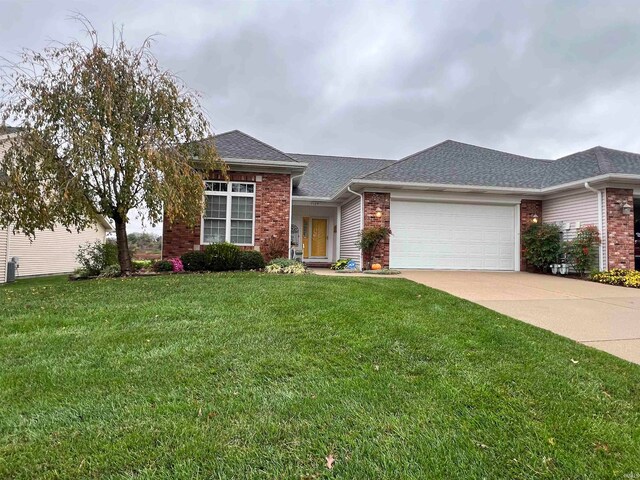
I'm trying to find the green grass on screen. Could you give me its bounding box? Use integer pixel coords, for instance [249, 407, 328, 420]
[1, 273, 639, 479]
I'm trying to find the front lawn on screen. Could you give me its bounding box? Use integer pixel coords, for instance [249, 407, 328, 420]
[1, 274, 638, 478]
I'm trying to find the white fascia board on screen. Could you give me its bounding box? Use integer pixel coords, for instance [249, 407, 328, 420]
[349, 179, 540, 195]
[223, 157, 307, 170]
[339, 174, 640, 201]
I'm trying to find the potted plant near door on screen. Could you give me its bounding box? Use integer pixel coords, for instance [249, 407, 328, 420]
[357, 226, 392, 270]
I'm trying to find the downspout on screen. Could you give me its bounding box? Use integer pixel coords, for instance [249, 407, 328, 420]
[585, 182, 605, 271]
[347, 186, 364, 269]
[289, 172, 305, 259]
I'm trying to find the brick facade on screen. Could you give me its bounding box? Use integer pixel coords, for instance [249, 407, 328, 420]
[519, 199, 542, 271]
[605, 188, 635, 270]
[362, 192, 391, 268]
[162, 171, 291, 259]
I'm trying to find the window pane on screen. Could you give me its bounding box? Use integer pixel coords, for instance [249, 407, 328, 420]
[205, 181, 227, 192]
[231, 183, 254, 193]
[205, 195, 227, 218]
[231, 196, 253, 220]
[231, 220, 253, 244]
[203, 219, 226, 243]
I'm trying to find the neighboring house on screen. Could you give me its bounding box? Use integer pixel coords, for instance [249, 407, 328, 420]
[163, 130, 640, 271]
[0, 129, 112, 283]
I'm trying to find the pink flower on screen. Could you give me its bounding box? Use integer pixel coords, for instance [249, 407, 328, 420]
[168, 257, 184, 272]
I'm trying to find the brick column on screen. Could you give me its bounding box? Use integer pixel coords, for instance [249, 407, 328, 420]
[520, 199, 542, 271]
[363, 192, 391, 268]
[605, 188, 635, 270]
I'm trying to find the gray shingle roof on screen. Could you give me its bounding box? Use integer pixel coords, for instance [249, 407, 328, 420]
[361, 140, 552, 188]
[360, 141, 640, 190]
[541, 146, 640, 187]
[209, 131, 640, 196]
[289, 153, 394, 198]
[212, 130, 298, 163]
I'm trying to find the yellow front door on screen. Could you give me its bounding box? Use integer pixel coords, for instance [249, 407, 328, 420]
[311, 218, 327, 257]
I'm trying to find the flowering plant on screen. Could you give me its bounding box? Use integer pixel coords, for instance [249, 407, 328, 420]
[168, 257, 184, 273]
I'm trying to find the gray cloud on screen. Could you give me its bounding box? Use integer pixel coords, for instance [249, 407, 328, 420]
[2, 0, 640, 231]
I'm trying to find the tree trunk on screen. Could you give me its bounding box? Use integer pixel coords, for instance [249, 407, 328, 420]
[114, 217, 133, 275]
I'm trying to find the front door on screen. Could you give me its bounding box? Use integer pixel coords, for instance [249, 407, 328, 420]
[311, 218, 327, 257]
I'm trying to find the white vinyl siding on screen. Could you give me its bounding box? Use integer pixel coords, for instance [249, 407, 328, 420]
[10, 224, 107, 278]
[542, 191, 599, 241]
[390, 200, 517, 270]
[542, 190, 601, 269]
[0, 229, 8, 283]
[339, 197, 362, 268]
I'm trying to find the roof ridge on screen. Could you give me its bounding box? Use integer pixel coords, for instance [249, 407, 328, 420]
[288, 152, 394, 162]
[439, 139, 553, 162]
[358, 140, 452, 180]
[593, 146, 613, 174]
[220, 129, 299, 163]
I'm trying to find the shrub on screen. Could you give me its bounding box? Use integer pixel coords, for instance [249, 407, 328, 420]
[204, 243, 241, 271]
[181, 251, 208, 271]
[239, 250, 266, 270]
[521, 223, 564, 270]
[262, 236, 289, 263]
[565, 225, 601, 277]
[152, 260, 173, 272]
[76, 241, 119, 276]
[132, 260, 152, 271]
[168, 257, 184, 272]
[357, 227, 391, 269]
[98, 265, 122, 278]
[591, 269, 640, 288]
[265, 257, 308, 274]
[331, 258, 352, 270]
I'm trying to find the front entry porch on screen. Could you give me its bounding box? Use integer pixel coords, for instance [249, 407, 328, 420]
[291, 204, 338, 266]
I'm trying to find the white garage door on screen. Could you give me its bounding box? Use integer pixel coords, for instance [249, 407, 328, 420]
[390, 200, 516, 270]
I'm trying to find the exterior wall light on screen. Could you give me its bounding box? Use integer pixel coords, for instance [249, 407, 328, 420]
[375, 207, 383, 218]
[531, 213, 539, 224]
[621, 202, 632, 215]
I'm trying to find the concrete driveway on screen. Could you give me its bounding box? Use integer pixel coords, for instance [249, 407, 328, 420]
[401, 271, 640, 364]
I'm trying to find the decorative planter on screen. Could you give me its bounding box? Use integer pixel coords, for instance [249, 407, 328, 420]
[551, 264, 559, 275]
[559, 263, 569, 275]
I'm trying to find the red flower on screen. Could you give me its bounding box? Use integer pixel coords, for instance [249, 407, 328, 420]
[582, 247, 589, 255]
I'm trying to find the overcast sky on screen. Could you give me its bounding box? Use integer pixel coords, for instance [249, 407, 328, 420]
[2, 0, 640, 233]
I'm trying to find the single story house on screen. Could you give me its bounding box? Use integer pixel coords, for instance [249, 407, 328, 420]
[0, 129, 112, 283]
[163, 130, 640, 271]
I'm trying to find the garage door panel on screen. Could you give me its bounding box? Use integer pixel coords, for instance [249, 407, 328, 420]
[390, 200, 516, 270]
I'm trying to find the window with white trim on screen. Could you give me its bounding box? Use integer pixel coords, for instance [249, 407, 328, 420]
[203, 181, 255, 245]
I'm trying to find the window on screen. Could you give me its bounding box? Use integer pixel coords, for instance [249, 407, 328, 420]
[203, 181, 255, 245]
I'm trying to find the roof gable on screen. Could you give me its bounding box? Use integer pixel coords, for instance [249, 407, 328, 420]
[362, 140, 552, 189]
[212, 130, 298, 163]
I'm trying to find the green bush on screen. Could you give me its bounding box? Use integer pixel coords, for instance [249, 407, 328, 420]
[152, 260, 173, 272]
[566, 225, 601, 277]
[204, 243, 241, 271]
[265, 258, 308, 274]
[331, 258, 352, 270]
[132, 260, 152, 272]
[98, 265, 122, 278]
[76, 241, 119, 276]
[357, 226, 391, 268]
[239, 250, 265, 270]
[521, 223, 563, 270]
[181, 251, 208, 271]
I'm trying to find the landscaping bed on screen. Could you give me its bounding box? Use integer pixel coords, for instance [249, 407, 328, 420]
[1, 274, 639, 478]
